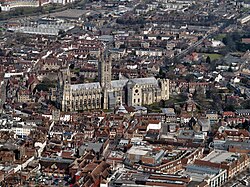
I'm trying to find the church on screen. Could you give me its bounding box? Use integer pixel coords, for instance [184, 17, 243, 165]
[57, 52, 170, 112]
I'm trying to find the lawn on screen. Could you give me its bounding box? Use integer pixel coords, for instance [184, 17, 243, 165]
[201, 53, 223, 61]
[213, 34, 226, 41]
[145, 95, 188, 113]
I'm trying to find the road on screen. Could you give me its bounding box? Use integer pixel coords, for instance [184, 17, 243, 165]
[173, 33, 209, 60]
[170, 27, 219, 61]
[169, 17, 240, 62]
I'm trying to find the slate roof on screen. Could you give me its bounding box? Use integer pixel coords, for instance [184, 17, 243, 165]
[71, 82, 101, 90]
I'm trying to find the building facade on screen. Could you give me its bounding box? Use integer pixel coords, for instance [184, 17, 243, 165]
[57, 53, 169, 112]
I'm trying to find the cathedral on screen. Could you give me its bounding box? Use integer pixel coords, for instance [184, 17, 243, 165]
[57, 52, 170, 112]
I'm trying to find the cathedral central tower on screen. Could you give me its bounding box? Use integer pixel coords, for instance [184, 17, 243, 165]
[98, 50, 112, 109]
[98, 50, 112, 89]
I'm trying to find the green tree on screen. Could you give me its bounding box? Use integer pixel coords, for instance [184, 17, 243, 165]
[158, 67, 166, 78]
[206, 56, 211, 64]
[228, 65, 233, 72]
[223, 35, 236, 51]
[185, 74, 196, 82]
[224, 104, 235, 112]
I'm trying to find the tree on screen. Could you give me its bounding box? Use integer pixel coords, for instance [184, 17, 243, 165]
[228, 64, 233, 72]
[236, 120, 249, 130]
[69, 63, 75, 69]
[22, 103, 28, 108]
[242, 99, 250, 109]
[159, 100, 166, 107]
[224, 104, 235, 112]
[0, 48, 4, 56]
[194, 86, 205, 100]
[241, 77, 248, 84]
[35, 78, 56, 91]
[35, 84, 49, 91]
[158, 67, 166, 78]
[223, 35, 236, 52]
[185, 74, 196, 82]
[206, 56, 211, 64]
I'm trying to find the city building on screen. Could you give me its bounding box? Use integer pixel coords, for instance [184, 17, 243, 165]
[185, 164, 227, 187]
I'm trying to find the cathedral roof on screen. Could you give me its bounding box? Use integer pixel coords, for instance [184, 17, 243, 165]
[71, 82, 101, 90]
[69, 77, 158, 91]
[132, 77, 158, 85]
[111, 77, 158, 88]
[111, 79, 128, 88]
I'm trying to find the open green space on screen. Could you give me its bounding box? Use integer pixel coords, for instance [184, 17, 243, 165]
[201, 53, 223, 61]
[145, 95, 188, 113]
[213, 34, 226, 41]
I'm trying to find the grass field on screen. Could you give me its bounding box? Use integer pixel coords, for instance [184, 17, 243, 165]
[213, 34, 226, 41]
[201, 53, 223, 61]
